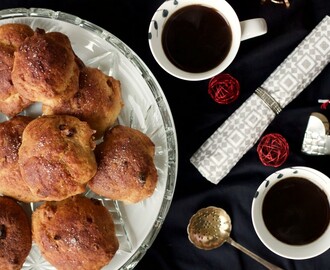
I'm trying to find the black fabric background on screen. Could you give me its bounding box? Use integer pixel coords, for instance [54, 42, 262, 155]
[1, 0, 329, 269]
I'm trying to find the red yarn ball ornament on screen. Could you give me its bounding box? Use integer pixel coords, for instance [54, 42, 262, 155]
[208, 73, 240, 104]
[257, 133, 289, 167]
[320, 100, 330, 110]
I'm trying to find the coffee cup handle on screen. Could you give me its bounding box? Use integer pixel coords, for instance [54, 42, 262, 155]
[240, 18, 267, 41]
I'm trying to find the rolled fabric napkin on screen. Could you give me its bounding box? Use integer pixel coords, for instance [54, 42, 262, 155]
[190, 15, 330, 184]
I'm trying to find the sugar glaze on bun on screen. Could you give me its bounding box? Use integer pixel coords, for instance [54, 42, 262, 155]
[0, 196, 32, 270]
[88, 125, 158, 203]
[18, 115, 97, 201]
[12, 28, 80, 106]
[0, 115, 40, 202]
[32, 195, 119, 270]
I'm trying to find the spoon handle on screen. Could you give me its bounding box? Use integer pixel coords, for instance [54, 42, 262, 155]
[226, 237, 284, 270]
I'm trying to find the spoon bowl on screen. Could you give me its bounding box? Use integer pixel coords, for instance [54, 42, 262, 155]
[187, 206, 231, 250]
[187, 206, 284, 270]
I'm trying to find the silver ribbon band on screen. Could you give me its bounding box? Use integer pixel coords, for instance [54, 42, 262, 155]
[255, 87, 282, 114]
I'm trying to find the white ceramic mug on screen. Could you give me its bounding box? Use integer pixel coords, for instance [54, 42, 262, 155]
[251, 166, 330, 260]
[148, 0, 267, 81]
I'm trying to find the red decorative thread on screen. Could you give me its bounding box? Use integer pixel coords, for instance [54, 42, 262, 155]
[321, 100, 330, 110]
[208, 73, 240, 104]
[257, 133, 289, 167]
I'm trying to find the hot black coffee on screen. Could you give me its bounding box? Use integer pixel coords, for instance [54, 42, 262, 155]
[262, 177, 330, 245]
[161, 4, 232, 73]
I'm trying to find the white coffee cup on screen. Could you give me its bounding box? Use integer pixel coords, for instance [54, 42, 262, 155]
[251, 166, 330, 260]
[148, 0, 267, 81]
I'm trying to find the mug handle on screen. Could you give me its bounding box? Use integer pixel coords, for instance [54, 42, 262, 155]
[240, 18, 267, 41]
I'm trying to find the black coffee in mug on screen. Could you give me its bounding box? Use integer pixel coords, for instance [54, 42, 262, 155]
[161, 4, 232, 73]
[262, 177, 330, 245]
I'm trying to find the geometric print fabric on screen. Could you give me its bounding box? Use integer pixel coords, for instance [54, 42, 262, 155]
[190, 16, 330, 184]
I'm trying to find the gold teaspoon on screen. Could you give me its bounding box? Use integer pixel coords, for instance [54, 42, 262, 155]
[187, 206, 284, 270]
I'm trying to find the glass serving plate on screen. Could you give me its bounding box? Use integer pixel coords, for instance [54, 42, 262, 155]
[0, 7, 178, 270]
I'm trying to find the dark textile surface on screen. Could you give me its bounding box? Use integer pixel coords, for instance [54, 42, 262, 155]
[1, 0, 329, 269]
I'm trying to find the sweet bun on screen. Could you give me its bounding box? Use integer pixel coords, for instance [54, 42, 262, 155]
[43, 66, 124, 139]
[0, 196, 32, 270]
[0, 24, 34, 116]
[0, 23, 34, 49]
[0, 115, 40, 202]
[18, 115, 97, 201]
[32, 195, 119, 270]
[88, 125, 158, 203]
[11, 28, 80, 106]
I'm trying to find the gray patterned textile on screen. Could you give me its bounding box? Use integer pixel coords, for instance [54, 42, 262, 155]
[190, 15, 330, 184]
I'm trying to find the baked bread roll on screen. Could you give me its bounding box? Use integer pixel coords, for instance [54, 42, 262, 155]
[18, 115, 97, 201]
[11, 28, 80, 106]
[0, 115, 40, 202]
[0, 23, 34, 49]
[0, 196, 32, 270]
[0, 23, 34, 116]
[43, 66, 123, 139]
[32, 195, 119, 270]
[88, 125, 158, 203]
